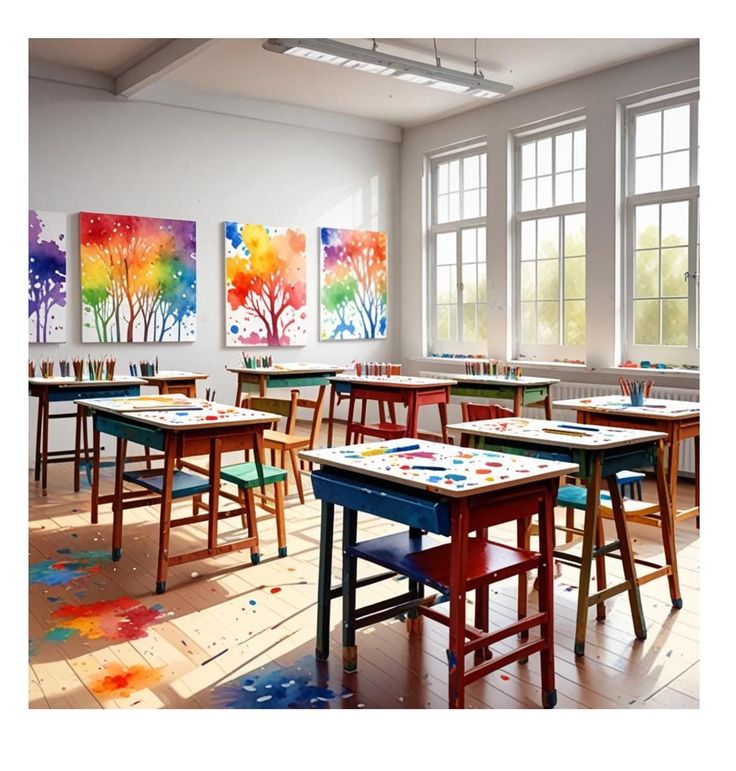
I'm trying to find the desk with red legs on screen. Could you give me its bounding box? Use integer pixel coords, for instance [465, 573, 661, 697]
[141, 370, 209, 398]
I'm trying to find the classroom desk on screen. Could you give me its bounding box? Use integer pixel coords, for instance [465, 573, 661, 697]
[29, 376, 146, 496]
[326, 375, 457, 447]
[422, 371, 560, 418]
[447, 416, 680, 657]
[227, 363, 344, 403]
[553, 396, 700, 525]
[75, 398, 280, 593]
[300, 438, 577, 708]
[141, 370, 209, 398]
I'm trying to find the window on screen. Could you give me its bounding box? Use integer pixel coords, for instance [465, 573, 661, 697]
[624, 93, 699, 364]
[428, 147, 487, 354]
[514, 123, 587, 360]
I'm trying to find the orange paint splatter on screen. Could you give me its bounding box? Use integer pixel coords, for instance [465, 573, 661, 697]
[90, 663, 163, 699]
[47, 597, 165, 641]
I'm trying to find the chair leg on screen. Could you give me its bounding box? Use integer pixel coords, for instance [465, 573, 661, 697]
[274, 481, 287, 557]
[594, 512, 607, 621]
[245, 487, 260, 564]
[565, 507, 575, 543]
[635, 480, 642, 501]
[289, 449, 305, 504]
[281, 449, 288, 495]
[239, 488, 248, 530]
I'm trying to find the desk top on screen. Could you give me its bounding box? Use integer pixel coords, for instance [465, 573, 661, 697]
[553, 395, 699, 420]
[73, 394, 198, 412]
[29, 376, 146, 388]
[447, 417, 666, 450]
[422, 371, 559, 387]
[300, 438, 577, 498]
[227, 363, 344, 376]
[75, 398, 281, 430]
[329, 375, 457, 388]
[142, 371, 209, 382]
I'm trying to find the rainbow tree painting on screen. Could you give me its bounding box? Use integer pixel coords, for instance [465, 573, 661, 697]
[225, 222, 307, 347]
[320, 227, 387, 340]
[29, 210, 67, 343]
[80, 212, 196, 343]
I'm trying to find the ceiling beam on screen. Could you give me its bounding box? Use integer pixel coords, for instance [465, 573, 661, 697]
[115, 39, 216, 98]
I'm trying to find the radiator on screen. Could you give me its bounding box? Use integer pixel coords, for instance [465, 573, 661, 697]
[548, 382, 699, 476]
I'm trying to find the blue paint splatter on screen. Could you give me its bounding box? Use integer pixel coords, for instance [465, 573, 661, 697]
[248, 599, 257, 606]
[212, 656, 335, 709]
[444, 473, 466, 482]
[427, 476, 442, 483]
[44, 627, 76, 642]
[29, 550, 110, 586]
[230, 324, 239, 334]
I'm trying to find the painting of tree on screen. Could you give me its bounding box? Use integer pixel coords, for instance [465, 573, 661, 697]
[29, 210, 67, 343]
[80, 212, 196, 343]
[225, 222, 307, 347]
[320, 227, 387, 340]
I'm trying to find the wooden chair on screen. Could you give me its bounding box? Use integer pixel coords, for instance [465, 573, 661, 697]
[345, 388, 408, 444]
[459, 402, 515, 447]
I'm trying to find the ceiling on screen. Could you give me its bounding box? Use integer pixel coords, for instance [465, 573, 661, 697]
[29, 37, 695, 128]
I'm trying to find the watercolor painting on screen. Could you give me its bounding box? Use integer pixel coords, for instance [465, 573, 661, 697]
[80, 211, 196, 343]
[45, 597, 165, 642]
[225, 222, 307, 347]
[320, 227, 387, 340]
[89, 663, 164, 699]
[29, 209, 67, 343]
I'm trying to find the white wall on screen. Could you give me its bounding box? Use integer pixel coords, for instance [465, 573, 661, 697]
[399, 43, 700, 378]
[29, 78, 401, 463]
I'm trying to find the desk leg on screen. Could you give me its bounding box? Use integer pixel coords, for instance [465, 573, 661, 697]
[513, 389, 522, 416]
[543, 390, 552, 420]
[73, 406, 82, 493]
[316, 500, 336, 661]
[207, 438, 222, 553]
[91, 424, 101, 525]
[327, 385, 337, 448]
[448, 498, 469, 709]
[406, 391, 418, 438]
[667, 430, 681, 516]
[41, 393, 50, 496]
[438, 399, 449, 443]
[654, 439, 682, 608]
[342, 506, 358, 672]
[474, 526, 490, 665]
[34, 394, 43, 481]
[235, 375, 242, 407]
[111, 438, 126, 560]
[694, 434, 700, 529]
[155, 436, 176, 594]
[538, 485, 557, 708]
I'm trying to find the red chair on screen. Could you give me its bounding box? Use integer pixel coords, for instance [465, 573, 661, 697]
[459, 402, 514, 447]
[345, 387, 408, 444]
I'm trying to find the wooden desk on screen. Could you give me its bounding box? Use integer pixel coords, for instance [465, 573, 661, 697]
[75, 398, 280, 593]
[327, 375, 456, 447]
[554, 396, 700, 525]
[301, 438, 576, 708]
[141, 370, 209, 398]
[422, 371, 559, 418]
[447, 416, 680, 657]
[227, 363, 344, 403]
[29, 376, 146, 496]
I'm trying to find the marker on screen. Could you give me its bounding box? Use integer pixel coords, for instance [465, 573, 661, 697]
[558, 423, 599, 432]
[412, 466, 447, 471]
[542, 428, 588, 437]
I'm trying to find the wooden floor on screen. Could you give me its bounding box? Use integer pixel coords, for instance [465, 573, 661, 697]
[28, 432, 699, 710]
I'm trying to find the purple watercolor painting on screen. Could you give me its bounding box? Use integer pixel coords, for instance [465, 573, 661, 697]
[29, 210, 67, 343]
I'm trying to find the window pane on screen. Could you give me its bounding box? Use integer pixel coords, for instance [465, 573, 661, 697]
[662, 298, 688, 345]
[636, 111, 662, 157]
[463, 304, 477, 341]
[437, 163, 449, 194]
[478, 264, 487, 303]
[521, 220, 536, 261]
[462, 228, 478, 262]
[573, 129, 586, 169]
[564, 300, 585, 346]
[437, 305, 450, 340]
[661, 247, 688, 296]
[564, 213, 586, 256]
[556, 132, 573, 172]
[564, 257, 585, 299]
[555, 172, 572, 205]
[448, 160, 460, 191]
[436, 265, 456, 303]
[573, 169, 586, 203]
[462, 264, 477, 302]
[480, 154, 486, 187]
[635, 250, 659, 298]
[663, 105, 690, 152]
[479, 189, 487, 216]
[634, 298, 660, 345]
[477, 305, 487, 341]
[463, 155, 480, 189]
[521, 302, 535, 344]
[437, 194, 449, 224]
[521, 142, 536, 178]
[448, 305, 457, 340]
[521, 179, 536, 211]
[436, 232, 456, 265]
[537, 138, 552, 175]
[537, 301, 559, 344]
[537, 217, 559, 259]
[663, 150, 689, 190]
[477, 227, 486, 262]
[537, 175, 553, 208]
[521, 262, 536, 301]
[635, 155, 661, 194]
[463, 189, 480, 219]
[661, 201, 689, 246]
[537, 260, 559, 301]
[636, 204, 660, 249]
[448, 192, 460, 221]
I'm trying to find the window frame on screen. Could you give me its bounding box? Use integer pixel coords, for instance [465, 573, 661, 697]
[623, 91, 699, 365]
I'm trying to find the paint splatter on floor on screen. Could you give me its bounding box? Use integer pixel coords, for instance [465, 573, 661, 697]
[270, 587, 281, 594]
[89, 663, 163, 699]
[45, 597, 166, 642]
[29, 550, 110, 586]
[211, 656, 335, 709]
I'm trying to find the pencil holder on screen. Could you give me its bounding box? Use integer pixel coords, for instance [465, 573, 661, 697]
[630, 391, 644, 407]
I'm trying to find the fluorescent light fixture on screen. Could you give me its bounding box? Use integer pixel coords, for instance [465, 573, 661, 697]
[262, 38, 513, 99]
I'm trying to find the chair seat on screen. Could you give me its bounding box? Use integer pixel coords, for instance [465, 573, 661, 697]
[558, 485, 660, 519]
[123, 469, 210, 498]
[351, 421, 408, 439]
[616, 470, 646, 483]
[264, 430, 310, 449]
[220, 461, 287, 489]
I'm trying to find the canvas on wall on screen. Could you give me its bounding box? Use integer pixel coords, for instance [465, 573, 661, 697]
[225, 222, 307, 347]
[29, 210, 67, 343]
[320, 227, 387, 340]
[80, 212, 196, 343]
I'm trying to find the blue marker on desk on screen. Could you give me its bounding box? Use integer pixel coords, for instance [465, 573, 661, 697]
[558, 423, 599, 432]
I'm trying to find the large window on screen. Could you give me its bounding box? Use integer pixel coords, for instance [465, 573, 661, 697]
[428, 146, 487, 354]
[514, 122, 587, 360]
[625, 93, 699, 364]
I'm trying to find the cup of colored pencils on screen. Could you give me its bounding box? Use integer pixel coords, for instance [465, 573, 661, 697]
[58, 358, 70, 377]
[619, 377, 652, 406]
[28, 360, 36, 378]
[72, 357, 84, 381]
[105, 356, 116, 381]
[92, 357, 104, 380]
[40, 358, 54, 378]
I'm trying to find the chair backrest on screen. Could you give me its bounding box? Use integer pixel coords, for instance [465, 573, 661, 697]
[295, 385, 326, 450]
[461, 402, 515, 422]
[242, 391, 299, 433]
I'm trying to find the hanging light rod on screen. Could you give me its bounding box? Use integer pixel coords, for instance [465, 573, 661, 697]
[262, 38, 513, 99]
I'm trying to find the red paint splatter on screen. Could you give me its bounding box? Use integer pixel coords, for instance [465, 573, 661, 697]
[48, 597, 165, 641]
[270, 587, 281, 594]
[500, 674, 510, 681]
